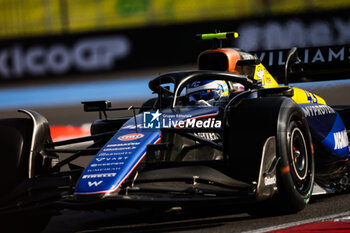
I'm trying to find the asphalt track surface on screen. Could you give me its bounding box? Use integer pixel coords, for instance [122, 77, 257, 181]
[41, 193, 350, 233]
[2, 75, 350, 232]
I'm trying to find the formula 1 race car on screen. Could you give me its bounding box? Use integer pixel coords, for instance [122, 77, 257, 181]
[1, 32, 350, 232]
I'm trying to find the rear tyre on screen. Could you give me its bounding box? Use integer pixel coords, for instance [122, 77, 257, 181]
[0, 118, 52, 232]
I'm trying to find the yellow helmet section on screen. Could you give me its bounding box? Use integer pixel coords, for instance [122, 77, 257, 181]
[221, 80, 230, 97]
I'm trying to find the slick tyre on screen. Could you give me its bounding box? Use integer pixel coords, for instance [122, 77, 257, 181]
[0, 118, 33, 193]
[226, 97, 314, 215]
[275, 100, 314, 213]
[0, 118, 52, 233]
[248, 102, 314, 216]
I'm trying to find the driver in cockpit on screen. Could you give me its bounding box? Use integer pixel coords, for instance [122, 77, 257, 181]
[186, 80, 244, 106]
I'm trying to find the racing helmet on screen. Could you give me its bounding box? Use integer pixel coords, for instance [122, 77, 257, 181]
[186, 80, 229, 102]
[231, 83, 245, 93]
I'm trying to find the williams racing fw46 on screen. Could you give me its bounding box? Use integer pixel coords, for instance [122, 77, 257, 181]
[1, 32, 350, 232]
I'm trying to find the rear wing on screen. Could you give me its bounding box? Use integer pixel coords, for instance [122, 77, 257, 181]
[252, 44, 350, 83]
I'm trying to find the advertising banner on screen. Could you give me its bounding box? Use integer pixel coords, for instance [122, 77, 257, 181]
[253, 44, 350, 83]
[0, 8, 350, 82]
[2, 0, 350, 39]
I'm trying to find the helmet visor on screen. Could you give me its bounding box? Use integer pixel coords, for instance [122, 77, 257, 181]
[188, 89, 221, 101]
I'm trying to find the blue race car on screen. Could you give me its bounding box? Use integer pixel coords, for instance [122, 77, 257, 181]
[1, 32, 349, 232]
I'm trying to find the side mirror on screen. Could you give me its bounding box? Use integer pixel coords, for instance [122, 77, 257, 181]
[82, 100, 111, 119]
[284, 47, 301, 85]
[82, 100, 111, 112]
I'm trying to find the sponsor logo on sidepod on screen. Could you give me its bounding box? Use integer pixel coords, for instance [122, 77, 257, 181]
[334, 130, 349, 150]
[118, 133, 144, 141]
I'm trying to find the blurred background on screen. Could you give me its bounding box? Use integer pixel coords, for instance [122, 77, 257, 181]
[1, 0, 350, 125]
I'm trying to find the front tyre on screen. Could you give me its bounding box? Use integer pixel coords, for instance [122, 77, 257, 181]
[0, 118, 52, 232]
[229, 97, 314, 215]
[276, 101, 314, 213]
[4, 214, 52, 233]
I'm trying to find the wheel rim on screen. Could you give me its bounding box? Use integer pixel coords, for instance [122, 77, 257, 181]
[290, 127, 309, 184]
[290, 127, 308, 180]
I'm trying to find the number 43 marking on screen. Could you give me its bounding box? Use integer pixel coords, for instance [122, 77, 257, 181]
[305, 91, 318, 103]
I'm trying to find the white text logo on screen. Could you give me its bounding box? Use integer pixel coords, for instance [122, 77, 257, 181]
[334, 130, 349, 150]
[0, 36, 130, 79]
[82, 173, 116, 179]
[88, 181, 103, 187]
